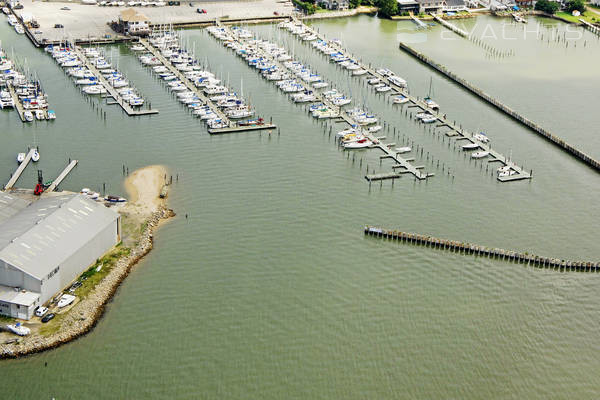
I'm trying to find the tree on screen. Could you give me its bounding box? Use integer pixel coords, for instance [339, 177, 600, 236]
[377, 0, 397, 17]
[534, 0, 559, 14]
[350, 0, 361, 8]
[565, 0, 585, 13]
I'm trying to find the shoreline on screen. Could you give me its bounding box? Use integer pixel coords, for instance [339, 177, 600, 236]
[0, 166, 175, 359]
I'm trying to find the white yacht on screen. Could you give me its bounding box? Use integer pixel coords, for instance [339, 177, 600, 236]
[471, 151, 490, 159]
[58, 294, 76, 308]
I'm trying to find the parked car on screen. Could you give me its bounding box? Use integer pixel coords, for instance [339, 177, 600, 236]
[13, 3, 23, 9]
[41, 313, 55, 323]
[196, 7, 206, 13]
[54, 23, 64, 28]
[273, 11, 279, 15]
[60, 6, 70, 10]
[69, 281, 82, 293]
[35, 306, 48, 317]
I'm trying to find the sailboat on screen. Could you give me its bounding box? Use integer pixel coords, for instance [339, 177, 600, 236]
[424, 77, 439, 111]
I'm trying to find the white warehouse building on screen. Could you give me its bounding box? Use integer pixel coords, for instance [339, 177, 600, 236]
[0, 193, 121, 320]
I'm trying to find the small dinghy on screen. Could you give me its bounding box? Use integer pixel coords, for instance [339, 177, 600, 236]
[462, 143, 480, 150]
[31, 149, 40, 162]
[17, 152, 25, 163]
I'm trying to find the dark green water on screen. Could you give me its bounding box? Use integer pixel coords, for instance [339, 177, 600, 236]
[0, 14, 599, 399]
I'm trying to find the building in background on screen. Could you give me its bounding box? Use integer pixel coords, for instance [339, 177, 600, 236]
[0, 194, 120, 320]
[319, 0, 350, 10]
[117, 8, 150, 36]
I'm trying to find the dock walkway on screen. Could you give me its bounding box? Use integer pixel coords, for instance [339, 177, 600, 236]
[410, 14, 428, 29]
[6, 83, 26, 122]
[287, 18, 529, 181]
[4, 148, 36, 190]
[72, 46, 158, 117]
[46, 160, 78, 192]
[431, 13, 469, 37]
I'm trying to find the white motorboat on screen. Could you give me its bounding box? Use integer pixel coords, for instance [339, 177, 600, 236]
[421, 115, 437, 124]
[7, 15, 17, 26]
[368, 125, 382, 133]
[393, 95, 409, 104]
[35, 110, 45, 120]
[395, 146, 411, 154]
[343, 138, 372, 149]
[312, 81, 329, 89]
[336, 127, 357, 137]
[462, 143, 480, 150]
[376, 85, 392, 93]
[367, 78, 380, 85]
[388, 75, 408, 88]
[497, 165, 511, 173]
[473, 132, 490, 143]
[352, 69, 367, 76]
[14, 24, 25, 34]
[2, 7, 10, 14]
[17, 152, 25, 163]
[58, 294, 76, 308]
[24, 110, 33, 122]
[471, 151, 490, 159]
[7, 323, 30, 336]
[498, 169, 517, 177]
[47, 110, 56, 120]
[32, 149, 40, 162]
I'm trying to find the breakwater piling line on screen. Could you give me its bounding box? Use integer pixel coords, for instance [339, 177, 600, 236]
[364, 226, 599, 271]
[398, 42, 600, 172]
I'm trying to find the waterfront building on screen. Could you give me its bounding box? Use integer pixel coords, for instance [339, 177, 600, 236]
[118, 8, 150, 36]
[319, 0, 349, 10]
[0, 194, 120, 319]
[443, 0, 468, 11]
[397, 0, 421, 13]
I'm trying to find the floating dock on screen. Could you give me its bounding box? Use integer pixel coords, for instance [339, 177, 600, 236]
[215, 22, 429, 180]
[45, 160, 78, 193]
[72, 46, 158, 117]
[208, 123, 276, 134]
[4, 148, 36, 190]
[284, 18, 529, 181]
[364, 225, 600, 272]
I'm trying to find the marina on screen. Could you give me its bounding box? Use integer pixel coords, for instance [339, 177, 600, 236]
[0, 10, 600, 399]
[209, 22, 431, 180]
[0, 45, 54, 122]
[279, 18, 530, 181]
[136, 31, 275, 133]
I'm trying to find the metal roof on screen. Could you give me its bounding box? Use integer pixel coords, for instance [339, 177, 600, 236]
[0, 284, 39, 306]
[0, 192, 30, 225]
[0, 194, 119, 280]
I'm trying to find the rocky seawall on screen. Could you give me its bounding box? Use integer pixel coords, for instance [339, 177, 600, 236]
[0, 206, 175, 359]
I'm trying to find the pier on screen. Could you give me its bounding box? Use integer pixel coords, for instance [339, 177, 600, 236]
[283, 19, 529, 181]
[431, 13, 469, 37]
[46, 160, 78, 193]
[6, 83, 26, 122]
[364, 226, 600, 272]
[215, 22, 429, 180]
[397, 41, 600, 172]
[579, 19, 600, 36]
[72, 46, 158, 117]
[410, 14, 429, 29]
[4, 148, 36, 190]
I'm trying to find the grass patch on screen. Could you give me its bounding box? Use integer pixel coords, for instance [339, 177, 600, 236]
[555, 10, 598, 23]
[0, 315, 15, 323]
[72, 245, 131, 299]
[38, 313, 66, 337]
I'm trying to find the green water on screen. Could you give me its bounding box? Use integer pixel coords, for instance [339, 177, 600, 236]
[1, 14, 599, 399]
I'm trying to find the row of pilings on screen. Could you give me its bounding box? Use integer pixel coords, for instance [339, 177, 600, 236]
[364, 226, 599, 272]
[398, 42, 600, 172]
